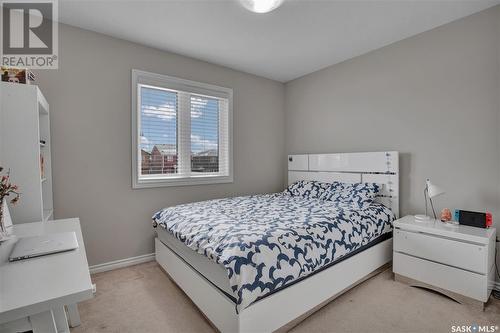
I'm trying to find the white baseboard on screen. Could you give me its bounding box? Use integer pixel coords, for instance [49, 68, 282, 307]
[89, 253, 155, 274]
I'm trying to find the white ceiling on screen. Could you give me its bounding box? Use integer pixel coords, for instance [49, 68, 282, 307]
[58, 0, 500, 82]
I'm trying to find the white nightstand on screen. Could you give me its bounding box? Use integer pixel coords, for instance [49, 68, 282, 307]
[392, 215, 496, 310]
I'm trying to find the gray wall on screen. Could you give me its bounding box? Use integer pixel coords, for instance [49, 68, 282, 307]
[35, 24, 286, 266]
[285, 6, 500, 278]
[286, 6, 500, 220]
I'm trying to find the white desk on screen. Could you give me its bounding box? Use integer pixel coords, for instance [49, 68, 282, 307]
[0, 218, 93, 332]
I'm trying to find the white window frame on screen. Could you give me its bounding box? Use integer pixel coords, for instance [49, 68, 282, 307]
[132, 69, 233, 188]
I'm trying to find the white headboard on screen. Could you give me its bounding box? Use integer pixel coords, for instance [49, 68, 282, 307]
[288, 151, 399, 217]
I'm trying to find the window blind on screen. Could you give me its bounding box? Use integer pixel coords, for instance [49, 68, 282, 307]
[136, 77, 231, 186]
[140, 86, 178, 175]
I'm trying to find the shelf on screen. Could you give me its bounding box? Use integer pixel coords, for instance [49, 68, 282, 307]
[2, 83, 53, 224]
[43, 209, 53, 222]
[37, 88, 49, 114]
[38, 100, 49, 115]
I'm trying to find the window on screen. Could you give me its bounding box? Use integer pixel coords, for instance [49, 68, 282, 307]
[132, 70, 233, 188]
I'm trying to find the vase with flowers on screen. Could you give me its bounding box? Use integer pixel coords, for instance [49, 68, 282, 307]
[0, 166, 20, 239]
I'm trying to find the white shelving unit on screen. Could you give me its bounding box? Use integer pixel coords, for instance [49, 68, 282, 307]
[0, 82, 53, 224]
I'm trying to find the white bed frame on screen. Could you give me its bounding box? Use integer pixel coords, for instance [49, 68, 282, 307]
[155, 151, 399, 333]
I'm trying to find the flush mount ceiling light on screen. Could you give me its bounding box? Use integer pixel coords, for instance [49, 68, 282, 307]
[239, 0, 284, 13]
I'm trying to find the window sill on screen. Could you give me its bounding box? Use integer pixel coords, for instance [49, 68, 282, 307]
[132, 175, 233, 189]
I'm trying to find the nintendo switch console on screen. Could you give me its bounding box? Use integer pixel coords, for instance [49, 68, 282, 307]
[454, 209, 492, 228]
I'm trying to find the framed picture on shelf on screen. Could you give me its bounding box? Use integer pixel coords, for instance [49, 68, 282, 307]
[1, 67, 35, 84]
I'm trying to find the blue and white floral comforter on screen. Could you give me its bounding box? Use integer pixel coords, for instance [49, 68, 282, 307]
[153, 193, 394, 311]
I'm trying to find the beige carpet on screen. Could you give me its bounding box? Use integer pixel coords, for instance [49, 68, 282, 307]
[71, 261, 500, 333]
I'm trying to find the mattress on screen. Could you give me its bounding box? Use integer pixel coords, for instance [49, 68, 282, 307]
[153, 193, 394, 310]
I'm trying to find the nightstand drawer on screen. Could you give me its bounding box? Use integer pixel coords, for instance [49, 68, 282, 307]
[393, 252, 488, 301]
[394, 228, 487, 274]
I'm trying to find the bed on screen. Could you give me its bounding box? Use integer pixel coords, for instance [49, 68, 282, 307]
[154, 151, 399, 332]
